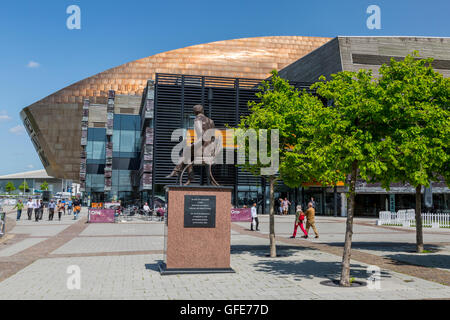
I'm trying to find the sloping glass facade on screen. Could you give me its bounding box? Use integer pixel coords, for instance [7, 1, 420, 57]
[84, 115, 141, 205]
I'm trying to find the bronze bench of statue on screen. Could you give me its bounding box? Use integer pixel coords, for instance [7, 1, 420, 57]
[166, 104, 221, 186]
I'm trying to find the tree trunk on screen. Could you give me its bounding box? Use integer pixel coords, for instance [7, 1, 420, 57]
[340, 160, 358, 286]
[269, 176, 277, 258]
[415, 185, 424, 253]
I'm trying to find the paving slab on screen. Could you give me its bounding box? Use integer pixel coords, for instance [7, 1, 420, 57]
[0, 238, 48, 257]
[51, 236, 165, 255]
[1, 212, 449, 299]
[80, 223, 165, 237]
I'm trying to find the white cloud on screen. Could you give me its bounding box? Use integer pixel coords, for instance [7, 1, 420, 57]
[9, 125, 26, 135]
[26, 164, 34, 169]
[27, 61, 40, 68]
[0, 110, 11, 122]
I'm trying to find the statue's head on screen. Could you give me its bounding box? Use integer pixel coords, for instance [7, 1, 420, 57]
[193, 104, 204, 115]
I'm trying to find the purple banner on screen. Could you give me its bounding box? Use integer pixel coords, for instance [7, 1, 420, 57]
[231, 208, 252, 222]
[88, 209, 115, 223]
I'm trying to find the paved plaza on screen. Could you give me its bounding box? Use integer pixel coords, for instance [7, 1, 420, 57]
[0, 207, 449, 300]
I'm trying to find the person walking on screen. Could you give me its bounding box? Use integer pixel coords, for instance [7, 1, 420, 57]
[38, 200, 45, 220]
[282, 197, 291, 215]
[48, 200, 56, 221]
[310, 197, 316, 209]
[13, 200, 24, 221]
[34, 200, 40, 222]
[73, 197, 81, 220]
[57, 200, 64, 221]
[61, 199, 66, 215]
[278, 198, 283, 215]
[290, 205, 307, 238]
[67, 199, 73, 215]
[250, 203, 259, 231]
[26, 198, 34, 220]
[304, 202, 319, 239]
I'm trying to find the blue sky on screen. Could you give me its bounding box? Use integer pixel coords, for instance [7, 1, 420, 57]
[0, 0, 449, 176]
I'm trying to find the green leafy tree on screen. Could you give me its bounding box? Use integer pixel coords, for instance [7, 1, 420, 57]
[5, 181, 16, 194]
[19, 181, 30, 194]
[237, 72, 321, 257]
[375, 52, 450, 252]
[309, 69, 388, 286]
[40, 181, 49, 191]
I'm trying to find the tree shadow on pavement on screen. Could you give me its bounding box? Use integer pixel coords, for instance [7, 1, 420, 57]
[231, 244, 311, 258]
[326, 242, 442, 253]
[252, 259, 392, 282]
[385, 254, 450, 270]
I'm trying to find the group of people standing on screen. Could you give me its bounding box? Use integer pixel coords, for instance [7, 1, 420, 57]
[13, 198, 82, 222]
[278, 198, 291, 215]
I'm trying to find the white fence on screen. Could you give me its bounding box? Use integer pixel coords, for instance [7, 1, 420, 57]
[378, 209, 450, 228]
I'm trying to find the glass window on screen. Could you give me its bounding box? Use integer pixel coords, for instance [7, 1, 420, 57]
[87, 128, 106, 141]
[86, 141, 93, 159]
[135, 131, 141, 152]
[112, 130, 120, 152]
[119, 170, 133, 192]
[112, 158, 139, 171]
[120, 131, 136, 153]
[112, 170, 119, 189]
[114, 114, 140, 131]
[86, 174, 104, 192]
[87, 140, 106, 160]
[92, 141, 106, 159]
[113, 116, 121, 130]
[86, 164, 105, 174]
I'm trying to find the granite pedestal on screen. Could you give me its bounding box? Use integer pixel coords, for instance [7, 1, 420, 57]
[159, 185, 235, 275]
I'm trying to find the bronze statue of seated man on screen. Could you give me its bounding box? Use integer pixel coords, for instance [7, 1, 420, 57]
[166, 104, 219, 185]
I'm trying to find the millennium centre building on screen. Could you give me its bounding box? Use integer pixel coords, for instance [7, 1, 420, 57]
[20, 36, 450, 216]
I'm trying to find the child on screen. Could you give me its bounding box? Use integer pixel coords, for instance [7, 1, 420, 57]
[290, 205, 307, 238]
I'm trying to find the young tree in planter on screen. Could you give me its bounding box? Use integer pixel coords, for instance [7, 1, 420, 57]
[237, 72, 322, 257]
[19, 181, 30, 194]
[40, 181, 49, 191]
[310, 70, 389, 286]
[376, 53, 450, 252]
[5, 181, 16, 194]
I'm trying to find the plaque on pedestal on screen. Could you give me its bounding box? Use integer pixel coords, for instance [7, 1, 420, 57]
[159, 185, 234, 275]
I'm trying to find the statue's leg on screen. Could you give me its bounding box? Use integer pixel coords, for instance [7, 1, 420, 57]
[185, 165, 195, 186]
[166, 163, 184, 178]
[179, 164, 189, 185]
[167, 144, 194, 178]
[209, 164, 220, 186]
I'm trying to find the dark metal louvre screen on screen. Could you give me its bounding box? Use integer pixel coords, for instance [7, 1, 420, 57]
[154, 74, 262, 186]
[153, 73, 315, 187]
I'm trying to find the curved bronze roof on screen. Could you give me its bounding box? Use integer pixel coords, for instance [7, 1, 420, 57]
[21, 36, 332, 180]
